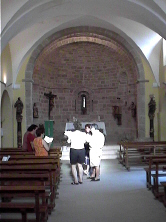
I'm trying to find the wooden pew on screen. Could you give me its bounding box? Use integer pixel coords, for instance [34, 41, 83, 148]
[150, 158, 166, 198]
[0, 173, 50, 215]
[0, 163, 58, 212]
[0, 148, 62, 221]
[0, 152, 62, 161]
[0, 156, 61, 178]
[0, 150, 62, 156]
[0, 147, 62, 154]
[0, 185, 47, 222]
[0, 151, 62, 186]
[118, 141, 166, 170]
[143, 154, 166, 189]
[0, 173, 49, 185]
[0, 158, 60, 168]
[160, 181, 166, 207]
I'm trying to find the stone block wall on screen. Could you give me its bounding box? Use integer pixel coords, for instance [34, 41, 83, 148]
[32, 40, 138, 143]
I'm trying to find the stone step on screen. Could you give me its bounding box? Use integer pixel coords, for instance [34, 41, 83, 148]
[101, 154, 118, 159]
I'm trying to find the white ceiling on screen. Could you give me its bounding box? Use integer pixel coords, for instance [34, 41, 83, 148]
[1, 0, 166, 85]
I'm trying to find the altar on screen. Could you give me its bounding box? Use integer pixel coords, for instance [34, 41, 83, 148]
[65, 122, 106, 135]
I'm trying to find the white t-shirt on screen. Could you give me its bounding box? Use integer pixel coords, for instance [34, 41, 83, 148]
[84, 129, 105, 166]
[88, 130, 105, 155]
[65, 130, 88, 149]
[87, 130, 104, 148]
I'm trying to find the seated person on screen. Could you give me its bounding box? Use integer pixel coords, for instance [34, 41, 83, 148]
[33, 127, 52, 156]
[25, 124, 38, 151]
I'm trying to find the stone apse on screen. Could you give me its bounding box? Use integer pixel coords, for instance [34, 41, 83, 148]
[25, 27, 145, 144]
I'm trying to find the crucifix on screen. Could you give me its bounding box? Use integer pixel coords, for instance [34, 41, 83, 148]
[44, 92, 57, 119]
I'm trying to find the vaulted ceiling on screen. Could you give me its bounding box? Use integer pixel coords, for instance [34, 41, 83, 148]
[1, 0, 166, 85]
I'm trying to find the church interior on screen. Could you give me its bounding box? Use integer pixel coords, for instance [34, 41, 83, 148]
[1, 0, 166, 148]
[0, 1, 166, 221]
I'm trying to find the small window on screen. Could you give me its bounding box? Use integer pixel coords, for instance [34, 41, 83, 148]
[81, 94, 87, 114]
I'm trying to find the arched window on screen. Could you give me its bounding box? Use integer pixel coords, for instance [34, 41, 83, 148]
[81, 94, 87, 114]
[76, 90, 90, 115]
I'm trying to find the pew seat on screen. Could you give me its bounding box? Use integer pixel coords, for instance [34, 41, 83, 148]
[0, 185, 47, 222]
[160, 182, 166, 207]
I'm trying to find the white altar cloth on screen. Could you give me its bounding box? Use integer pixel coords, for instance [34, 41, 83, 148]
[65, 122, 106, 135]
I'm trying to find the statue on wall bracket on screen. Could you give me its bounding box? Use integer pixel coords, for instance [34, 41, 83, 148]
[112, 106, 122, 125]
[129, 102, 136, 118]
[14, 97, 23, 148]
[33, 103, 39, 118]
[148, 95, 156, 140]
[44, 92, 57, 120]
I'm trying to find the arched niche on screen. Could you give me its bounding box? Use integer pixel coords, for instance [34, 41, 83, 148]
[1, 90, 13, 148]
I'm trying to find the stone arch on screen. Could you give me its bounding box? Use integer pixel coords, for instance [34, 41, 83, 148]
[1, 90, 13, 147]
[25, 26, 145, 139]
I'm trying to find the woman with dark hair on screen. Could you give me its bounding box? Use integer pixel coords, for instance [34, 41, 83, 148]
[33, 127, 51, 156]
[22, 124, 38, 151]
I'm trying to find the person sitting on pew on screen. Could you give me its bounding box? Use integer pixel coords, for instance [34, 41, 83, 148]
[33, 127, 52, 156]
[22, 124, 38, 151]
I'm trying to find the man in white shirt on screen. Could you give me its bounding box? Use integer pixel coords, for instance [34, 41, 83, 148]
[64, 130, 88, 185]
[88, 124, 105, 181]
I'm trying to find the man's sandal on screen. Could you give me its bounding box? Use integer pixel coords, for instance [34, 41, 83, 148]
[71, 182, 79, 185]
[91, 178, 100, 182]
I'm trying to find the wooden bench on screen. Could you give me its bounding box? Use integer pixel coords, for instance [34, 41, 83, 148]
[118, 141, 166, 170]
[160, 182, 166, 207]
[0, 185, 47, 222]
[0, 147, 62, 155]
[0, 163, 58, 212]
[151, 173, 166, 193]
[143, 154, 166, 189]
[0, 151, 61, 156]
[0, 148, 62, 211]
[150, 158, 166, 198]
[0, 158, 61, 168]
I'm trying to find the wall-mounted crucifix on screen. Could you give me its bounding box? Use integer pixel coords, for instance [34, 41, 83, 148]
[44, 92, 57, 120]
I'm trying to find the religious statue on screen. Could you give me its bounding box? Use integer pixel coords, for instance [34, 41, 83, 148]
[33, 103, 39, 118]
[148, 95, 156, 140]
[112, 106, 122, 125]
[148, 96, 156, 119]
[14, 97, 23, 148]
[39, 124, 45, 131]
[129, 102, 136, 118]
[73, 117, 82, 130]
[44, 91, 57, 119]
[14, 97, 23, 118]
